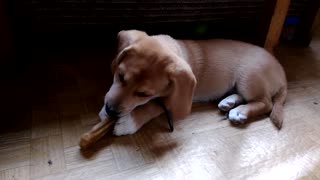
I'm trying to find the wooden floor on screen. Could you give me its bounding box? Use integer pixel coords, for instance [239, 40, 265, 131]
[1, 33, 320, 180]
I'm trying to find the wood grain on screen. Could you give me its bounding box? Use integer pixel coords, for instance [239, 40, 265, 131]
[60, 114, 85, 149]
[0, 166, 30, 180]
[30, 136, 65, 179]
[1, 31, 320, 179]
[32, 106, 60, 139]
[111, 136, 149, 171]
[64, 144, 113, 170]
[0, 131, 30, 172]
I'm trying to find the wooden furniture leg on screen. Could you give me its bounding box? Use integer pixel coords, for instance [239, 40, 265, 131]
[264, 0, 291, 53]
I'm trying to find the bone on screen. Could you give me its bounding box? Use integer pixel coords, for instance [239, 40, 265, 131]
[79, 119, 115, 149]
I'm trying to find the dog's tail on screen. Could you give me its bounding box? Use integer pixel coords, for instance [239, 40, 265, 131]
[270, 86, 287, 129]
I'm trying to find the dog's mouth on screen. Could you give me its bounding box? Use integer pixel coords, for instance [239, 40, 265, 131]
[104, 98, 174, 132]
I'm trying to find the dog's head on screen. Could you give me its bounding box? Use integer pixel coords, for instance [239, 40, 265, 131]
[102, 30, 196, 120]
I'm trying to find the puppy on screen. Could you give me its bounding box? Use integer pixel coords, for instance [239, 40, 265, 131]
[99, 30, 287, 136]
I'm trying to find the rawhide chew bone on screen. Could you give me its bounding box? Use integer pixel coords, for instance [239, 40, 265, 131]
[79, 119, 115, 149]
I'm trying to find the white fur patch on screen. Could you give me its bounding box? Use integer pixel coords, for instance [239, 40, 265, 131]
[113, 115, 138, 136]
[228, 108, 247, 124]
[218, 94, 244, 112]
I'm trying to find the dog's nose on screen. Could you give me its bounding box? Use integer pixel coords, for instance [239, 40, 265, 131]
[105, 104, 120, 118]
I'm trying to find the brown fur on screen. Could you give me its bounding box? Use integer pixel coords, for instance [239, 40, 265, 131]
[99, 30, 287, 135]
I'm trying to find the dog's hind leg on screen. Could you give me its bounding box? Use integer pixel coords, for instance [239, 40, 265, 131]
[228, 99, 272, 124]
[229, 70, 275, 124]
[218, 94, 244, 112]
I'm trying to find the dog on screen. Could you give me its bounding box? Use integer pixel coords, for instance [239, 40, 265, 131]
[99, 30, 287, 136]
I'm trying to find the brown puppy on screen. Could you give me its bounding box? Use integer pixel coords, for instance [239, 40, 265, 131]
[99, 30, 287, 136]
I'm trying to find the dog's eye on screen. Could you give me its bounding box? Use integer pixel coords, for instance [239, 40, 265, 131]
[118, 73, 125, 83]
[135, 91, 151, 97]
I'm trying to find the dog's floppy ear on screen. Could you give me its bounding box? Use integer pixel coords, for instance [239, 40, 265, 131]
[117, 30, 147, 52]
[164, 56, 196, 120]
[111, 30, 147, 73]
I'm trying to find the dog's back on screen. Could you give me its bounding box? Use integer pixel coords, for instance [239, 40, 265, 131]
[175, 38, 287, 128]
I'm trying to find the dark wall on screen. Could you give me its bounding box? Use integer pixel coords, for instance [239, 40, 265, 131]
[7, 0, 267, 50]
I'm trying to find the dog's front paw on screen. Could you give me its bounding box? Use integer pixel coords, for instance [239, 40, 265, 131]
[113, 115, 139, 136]
[218, 100, 235, 112]
[218, 94, 243, 112]
[228, 109, 247, 124]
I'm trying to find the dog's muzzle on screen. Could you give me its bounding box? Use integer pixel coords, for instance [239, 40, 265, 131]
[105, 104, 120, 118]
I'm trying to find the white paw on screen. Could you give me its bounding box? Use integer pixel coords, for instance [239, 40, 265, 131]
[228, 109, 247, 124]
[99, 105, 108, 121]
[113, 115, 139, 136]
[218, 99, 235, 112]
[218, 94, 243, 112]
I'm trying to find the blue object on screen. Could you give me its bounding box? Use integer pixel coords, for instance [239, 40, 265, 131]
[282, 16, 301, 41]
[284, 17, 300, 25]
